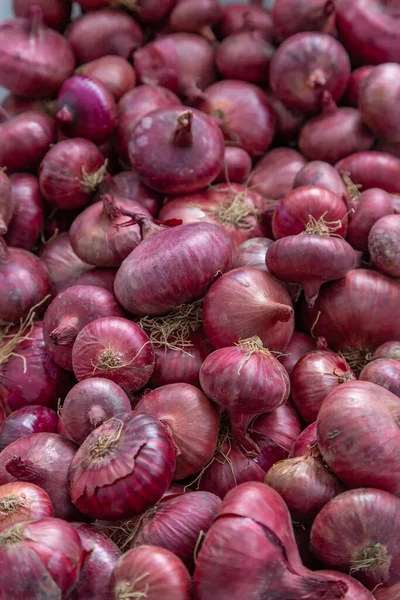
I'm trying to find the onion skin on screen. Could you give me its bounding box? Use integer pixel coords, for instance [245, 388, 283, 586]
[111, 546, 191, 600]
[359, 359, 400, 398]
[336, 152, 400, 194]
[368, 215, 400, 278]
[317, 381, 400, 494]
[5, 174, 43, 250]
[134, 383, 219, 480]
[13, 0, 73, 32]
[345, 66, 375, 107]
[300, 269, 400, 353]
[216, 30, 275, 83]
[290, 422, 318, 458]
[233, 237, 273, 271]
[270, 32, 351, 114]
[0, 406, 58, 452]
[272, 0, 336, 41]
[77, 56, 136, 102]
[311, 489, 400, 590]
[114, 221, 235, 317]
[0, 481, 53, 531]
[374, 582, 400, 600]
[347, 188, 394, 252]
[170, 0, 221, 36]
[59, 268, 117, 295]
[214, 146, 252, 184]
[372, 341, 400, 361]
[293, 160, 347, 197]
[103, 171, 161, 218]
[43, 285, 123, 371]
[61, 378, 132, 445]
[68, 413, 176, 520]
[278, 331, 316, 377]
[215, 4, 274, 41]
[203, 267, 295, 351]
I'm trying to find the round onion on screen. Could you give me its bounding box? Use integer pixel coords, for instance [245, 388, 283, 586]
[233, 237, 273, 271]
[216, 30, 274, 83]
[278, 331, 316, 377]
[134, 383, 219, 480]
[272, 0, 336, 41]
[215, 4, 274, 41]
[68, 413, 176, 520]
[335, 151, 400, 194]
[77, 55, 136, 102]
[345, 65, 375, 107]
[359, 359, 400, 398]
[214, 146, 252, 185]
[368, 214, 400, 278]
[5, 174, 43, 250]
[13, 0, 72, 31]
[170, 0, 221, 37]
[293, 160, 348, 197]
[61, 378, 131, 445]
[0, 406, 58, 452]
[372, 341, 400, 361]
[346, 188, 394, 251]
[0, 481, 53, 531]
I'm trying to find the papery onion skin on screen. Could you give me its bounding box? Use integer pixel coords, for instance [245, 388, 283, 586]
[69, 523, 121, 600]
[368, 214, 400, 278]
[114, 221, 235, 317]
[5, 174, 43, 250]
[214, 146, 252, 184]
[293, 160, 347, 198]
[233, 237, 273, 271]
[215, 4, 274, 41]
[0, 406, 58, 452]
[300, 269, 400, 353]
[61, 378, 132, 446]
[336, 152, 400, 194]
[310, 488, 400, 590]
[43, 285, 123, 371]
[272, 0, 336, 41]
[77, 56, 136, 102]
[0, 517, 83, 599]
[359, 359, 400, 398]
[111, 546, 191, 600]
[0, 481, 53, 531]
[346, 188, 394, 252]
[203, 267, 294, 351]
[68, 413, 176, 520]
[269, 32, 351, 114]
[0, 432, 80, 520]
[72, 317, 155, 393]
[216, 30, 274, 83]
[278, 331, 316, 377]
[372, 341, 400, 361]
[135, 383, 219, 480]
[317, 381, 400, 494]
[290, 422, 318, 458]
[13, 0, 73, 32]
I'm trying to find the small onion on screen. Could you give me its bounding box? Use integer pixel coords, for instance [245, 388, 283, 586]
[233, 237, 273, 271]
[368, 214, 400, 278]
[5, 174, 43, 250]
[216, 30, 275, 83]
[214, 146, 252, 184]
[0, 406, 58, 452]
[344, 65, 375, 107]
[359, 359, 400, 398]
[372, 341, 400, 361]
[293, 160, 348, 197]
[346, 188, 394, 252]
[0, 481, 53, 531]
[272, 0, 336, 41]
[77, 55, 136, 102]
[336, 151, 400, 195]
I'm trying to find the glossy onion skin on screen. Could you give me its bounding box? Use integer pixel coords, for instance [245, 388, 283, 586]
[0, 481, 53, 531]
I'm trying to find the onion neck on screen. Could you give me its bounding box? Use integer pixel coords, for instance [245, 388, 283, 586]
[321, 91, 338, 116]
[265, 302, 294, 325]
[173, 110, 193, 147]
[350, 544, 391, 583]
[81, 161, 108, 193]
[56, 106, 74, 125]
[5, 457, 44, 485]
[118, 210, 166, 240]
[102, 194, 121, 222]
[49, 317, 79, 346]
[28, 5, 44, 38]
[309, 69, 327, 88]
[88, 405, 108, 428]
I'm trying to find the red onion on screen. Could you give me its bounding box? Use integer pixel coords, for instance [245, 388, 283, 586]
[216, 30, 275, 83]
[317, 381, 400, 493]
[233, 237, 273, 270]
[59, 268, 117, 295]
[368, 215, 400, 278]
[0, 481, 53, 531]
[270, 32, 351, 114]
[68, 413, 176, 519]
[72, 317, 155, 393]
[111, 546, 191, 600]
[272, 0, 336, 41]
[0, 432, 80, 520]
[311, 488, 400, 590]
[69, 523, 121, 600]
[134, 33, 216, 100]
[278, 331, 317, 377]
[263, 90, 306, 142]
[293, 160, 348, 197]
[290, 422, 318, 458]
[43, 285, 122, 371]
[170, 0, 221, 38]
[266, 446, 345, 523]
[135, 383, 219, 480]
[249, 148, 307, 212]
[159, 184, 268, 246]
[13, 0, 72, 31]
[291, 351, 355, 423]
[70, 195, 151, 267]
[103, 171, 161, 217]
[248, 403, 303, 472]
[0, 406, 58, 452]
[272, 185, 348, 239]
[335, 0, 400, 65]
[0, 242, 50, 325]
[129, 107, 224, 194]
[56, 75, 117, 145]
[215, 4, 274, 41]
[40, 233, 93, 296]
[301, 270, 400, 360]
[130, 0, 177, 25]
[0, 7, 75, 97]
[0, 518, 83, 598]
[194, 481, 372, 600]
[0, 322, 74, 413]
[0, 110, 56, 173]
[114, 220, 235, 316]
[266, 228, 357, 307]
[77, 56, 136, 102]
[116, 84, 181, 165]
[196, 80, 276, 158]
[336, 152, 400, 194]
[5, 174, 43, 250]
[61, 378, 131, 445]
[67, 9, 143, 64]
[299, 93, 374, 164]
[203, 267, 294, 351]
[346, 188, 394, 251]
[344, 65, 375, 107]
[372, 341, 400, 361]
[214, 146, 252, 184]
[39, 138, 107, 210]
[359, 359, 400, 398]
[0, 170, 14, 236]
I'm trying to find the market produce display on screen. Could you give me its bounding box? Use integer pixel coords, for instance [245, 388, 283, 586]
[0, 0, 399, 597]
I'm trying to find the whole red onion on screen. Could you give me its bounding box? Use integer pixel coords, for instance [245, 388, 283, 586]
[61, 378, 131, 445]
[359, 359, 400, 398]
[39, 138, 107, 210]
[372, 341, 400, 361]
[215, 4, 274, 41]
[68, 413, 176, 520]
[214, 146, 252, 184]
[13, 0, 72, 31]
[203, 267, 294, 351]
[290, 422, 318, 458]
[103, 171, 161, 217]
[336, 151, 400, 194]
[0, 170, 14, 237]
[170, 0, 221, 37]
[216, 30, 275, 83]
[0, 406, 58, 451]
[77, 55, 136, 102]
[133, 0, 177, 25]
[5, 174, 43, 250]
[263, 91, 307, 142]
[0, 481, 53, 531]
[135, 383, 219, 480]
[233, 237, 273, 271]
[0, 7, 75, 97]
[346, 188, 394, 251]
[293, 160, 348, 197]
[116, 84, 181, 165]
[111, 546, 191, 600]
[311, 488, 400, 590]
[196, 80, 276, 158]
[67, 9, 143, 64]
[344, 66, 375, 107]
[270, 32, 350, 114]
[114, 220, 235, 316]
[272, 0, 336, 41]
[368, 214, 400, 278]
[0, 432, 80, 520]
[278, 331, 317, 377]
[0, 518, 83, 599]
